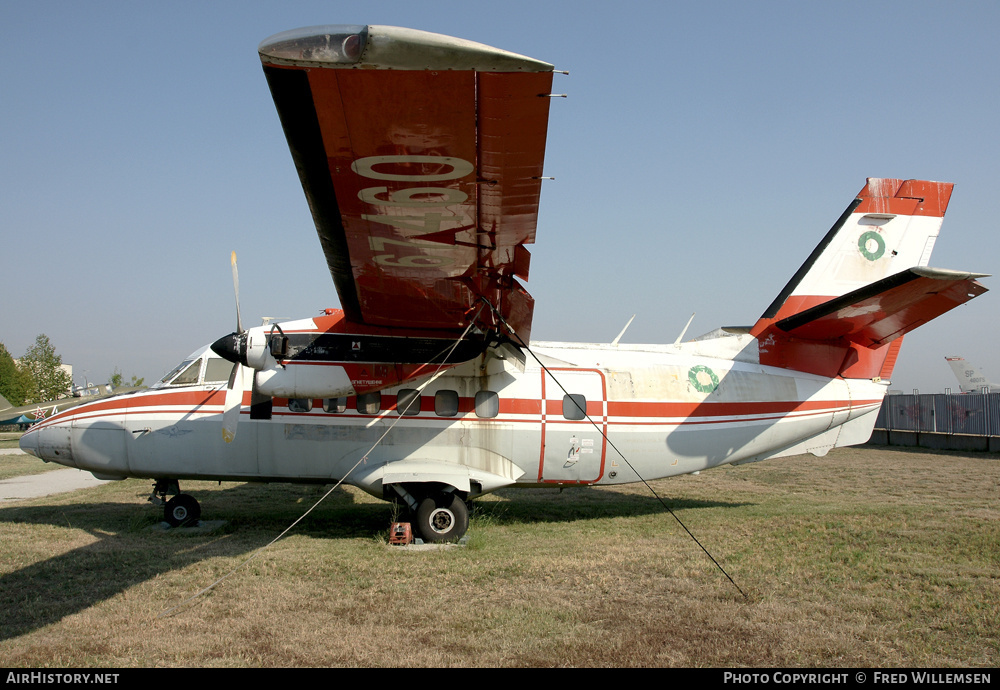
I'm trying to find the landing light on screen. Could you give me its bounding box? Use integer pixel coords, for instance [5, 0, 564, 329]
[259, 25, 367, 66]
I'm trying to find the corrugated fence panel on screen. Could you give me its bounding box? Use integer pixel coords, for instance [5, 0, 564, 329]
[878, 392, 999, 435]
[884, 395, 929, 431]
[988, 393, 1000, 434]
[948, 394, 988, 435]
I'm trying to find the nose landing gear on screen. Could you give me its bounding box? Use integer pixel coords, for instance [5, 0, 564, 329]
[149, 479, 202, 527]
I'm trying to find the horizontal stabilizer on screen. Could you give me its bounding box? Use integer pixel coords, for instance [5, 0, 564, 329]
[776, 267, 989, 347]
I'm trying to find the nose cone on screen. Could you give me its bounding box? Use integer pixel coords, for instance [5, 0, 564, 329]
[19, 428, 39, 458]
[211, 331, 248, 366]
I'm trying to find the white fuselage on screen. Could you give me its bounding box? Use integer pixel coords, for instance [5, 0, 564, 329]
[20, 332, 887, 500]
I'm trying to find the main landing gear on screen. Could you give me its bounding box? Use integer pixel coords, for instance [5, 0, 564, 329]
[149, 479, 202, 527]
[392, 485, 470, 543]
[415, 492, 469, 543]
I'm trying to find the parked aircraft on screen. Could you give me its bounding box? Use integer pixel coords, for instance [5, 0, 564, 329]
[945, 356, 998, 393]
[19, 26, 988, 542]
[0, 386, 121, 428]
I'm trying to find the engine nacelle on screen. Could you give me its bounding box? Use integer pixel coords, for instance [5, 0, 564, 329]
[244, 325, 283, 370]
[211, 312, 491, 400]
[254, 363, 356, 399]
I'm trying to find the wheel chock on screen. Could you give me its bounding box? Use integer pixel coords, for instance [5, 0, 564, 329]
[389, 522, 413, 545]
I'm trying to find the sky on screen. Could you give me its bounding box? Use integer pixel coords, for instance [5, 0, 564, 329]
[3, 1, 998, 393]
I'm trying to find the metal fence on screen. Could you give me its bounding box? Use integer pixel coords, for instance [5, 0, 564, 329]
[875, 392, 1000, 436]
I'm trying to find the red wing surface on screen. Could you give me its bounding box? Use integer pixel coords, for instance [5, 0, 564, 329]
[259, 25, 554, 343]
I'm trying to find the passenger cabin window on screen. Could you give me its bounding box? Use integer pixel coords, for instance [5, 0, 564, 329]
[171, 359, 203, 386]
[204, 358, 233, 384]
[434, 390, 459, 417]
[288, 398, 312, 413]
[563, 394, 587, 420]
[324, 398, 346, 413]
[357, 392, 381, 415]
[475, 391, 499, 419]
[396, 389, 420, 416]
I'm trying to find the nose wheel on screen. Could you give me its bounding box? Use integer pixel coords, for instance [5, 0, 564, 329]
[150, 479, 202, 527]
[164, 493, 201, 527]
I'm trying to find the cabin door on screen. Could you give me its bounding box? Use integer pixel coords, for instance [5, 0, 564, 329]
[538, 368, 607, 484]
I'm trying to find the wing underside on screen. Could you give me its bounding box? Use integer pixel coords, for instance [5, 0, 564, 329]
[260, 25, 555, 343]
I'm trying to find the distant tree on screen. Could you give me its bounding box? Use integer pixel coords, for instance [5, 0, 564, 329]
[0, 343, 33, 407]
[110, 367, 145, 389]
[20, 335, 74, 404]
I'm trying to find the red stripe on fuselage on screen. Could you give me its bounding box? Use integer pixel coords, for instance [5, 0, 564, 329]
[27, 389, 227, 431]
[29, 386, 880, 430]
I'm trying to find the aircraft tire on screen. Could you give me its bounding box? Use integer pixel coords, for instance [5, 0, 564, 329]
[414, 493, 468, 543]
[164, 493, 201, 527]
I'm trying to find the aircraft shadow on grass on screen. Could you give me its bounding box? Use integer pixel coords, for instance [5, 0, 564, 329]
[0, 482, 744, 641]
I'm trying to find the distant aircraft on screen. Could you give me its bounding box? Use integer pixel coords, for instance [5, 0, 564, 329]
[19, 25, 989, 543]
[945, 357, 999, 393]
[0, 386, 127, 427]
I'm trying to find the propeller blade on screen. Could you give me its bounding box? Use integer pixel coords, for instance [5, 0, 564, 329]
[222, 362, 243, 443]
[231, 251, 243, 335]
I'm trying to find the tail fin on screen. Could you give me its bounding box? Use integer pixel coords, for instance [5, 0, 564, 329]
[945, 356, 998, 393]
[750, 178, 988, 379]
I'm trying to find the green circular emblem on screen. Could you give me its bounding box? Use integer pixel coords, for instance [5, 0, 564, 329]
[858, 231, 886, 261]
[688, 365, 720, 394]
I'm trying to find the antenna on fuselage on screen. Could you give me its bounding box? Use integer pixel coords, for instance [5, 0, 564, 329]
[611, 314, 636, 347]
[673, 312, 696, 346]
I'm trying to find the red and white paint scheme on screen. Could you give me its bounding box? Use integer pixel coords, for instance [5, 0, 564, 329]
[20, 26, 988, 542]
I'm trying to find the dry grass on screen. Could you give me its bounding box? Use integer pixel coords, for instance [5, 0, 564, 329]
[0, 445, 996, 667]
[0, 454, 64, 481]
[0, 433, 26, 450]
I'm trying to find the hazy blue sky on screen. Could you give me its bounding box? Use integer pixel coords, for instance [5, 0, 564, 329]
[3, 1, 997, 392]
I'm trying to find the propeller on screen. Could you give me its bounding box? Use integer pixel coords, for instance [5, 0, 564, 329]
[232, 250, 243, 334]
[222, 251, 245, 443]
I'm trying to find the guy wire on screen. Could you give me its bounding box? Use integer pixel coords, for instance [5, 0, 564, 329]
[482, 298, 748, 600]
[158, 319, 479, 618]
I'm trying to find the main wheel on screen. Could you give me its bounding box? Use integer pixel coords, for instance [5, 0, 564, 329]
[164, 493, 201, 527]
[414, 493, 468, 543]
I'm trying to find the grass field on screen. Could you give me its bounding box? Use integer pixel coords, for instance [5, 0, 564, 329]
[0, 433, 25, 450]
[0, 445, 996, 667]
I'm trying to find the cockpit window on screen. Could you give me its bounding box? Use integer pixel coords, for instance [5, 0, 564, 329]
[159, 359, 195, 385]
[204, 358, 233, 383]
[170, 358, 203, 386]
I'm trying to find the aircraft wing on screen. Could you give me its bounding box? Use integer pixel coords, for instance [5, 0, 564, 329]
[775, 267, 989, 347]
[259, 26, 555, 343]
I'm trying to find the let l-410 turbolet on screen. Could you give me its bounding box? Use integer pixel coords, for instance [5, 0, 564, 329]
[21, 25, 988, 543]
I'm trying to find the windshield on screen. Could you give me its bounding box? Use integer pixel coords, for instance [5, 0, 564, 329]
[158, 359, 195, 386]
[153, 349, 233, 389]
[154, 358, 204, 387]
[171, 359, 203, 386]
